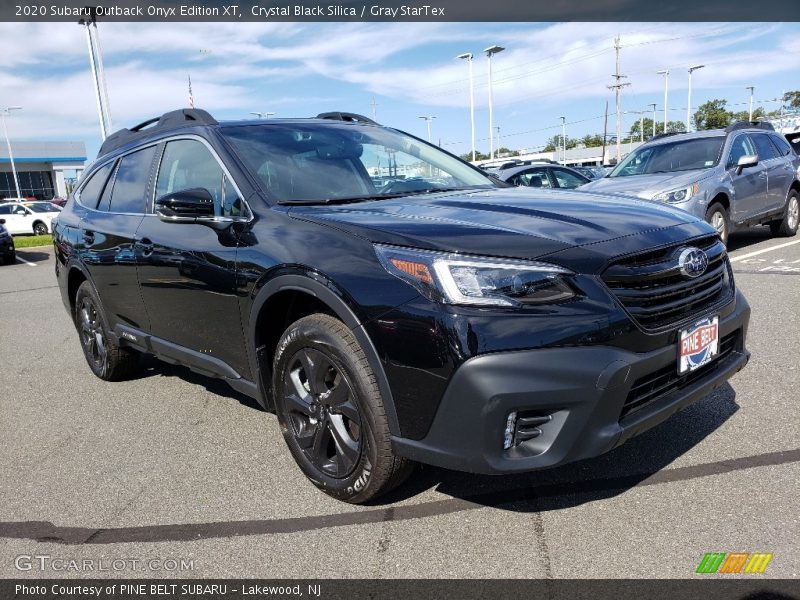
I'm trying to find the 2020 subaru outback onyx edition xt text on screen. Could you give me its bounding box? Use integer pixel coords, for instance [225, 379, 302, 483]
[54, 109, 751, 503]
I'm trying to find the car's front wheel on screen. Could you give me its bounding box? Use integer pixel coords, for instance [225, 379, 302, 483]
[706, 202, 730, 245]
[74, 281, 139, 381]
[33, 221, 48, 235]
[273, 314, 414, 503]
[769, 190, 799, 237]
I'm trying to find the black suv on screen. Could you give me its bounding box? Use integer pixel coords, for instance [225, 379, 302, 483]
[54, 109, 751, 503]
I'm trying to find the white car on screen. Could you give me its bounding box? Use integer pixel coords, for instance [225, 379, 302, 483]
[0, 201, 60, 235]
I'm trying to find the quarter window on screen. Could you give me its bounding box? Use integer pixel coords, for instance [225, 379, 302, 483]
[78, 162, 114, 208]
[155, 140, 242, 217]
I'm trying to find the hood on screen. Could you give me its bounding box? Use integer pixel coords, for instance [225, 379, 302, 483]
[288, 187, 700, 262]
[582, 169, 711, 200]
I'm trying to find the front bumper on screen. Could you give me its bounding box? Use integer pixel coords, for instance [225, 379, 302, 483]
[391, 291, 750, 474]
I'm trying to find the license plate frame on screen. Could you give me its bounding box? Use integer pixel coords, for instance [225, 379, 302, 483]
[678, 316, 720, 374]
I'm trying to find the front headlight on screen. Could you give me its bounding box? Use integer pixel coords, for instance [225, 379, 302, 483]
[653, 182, 699, 203]
[374, 244, 576, 307]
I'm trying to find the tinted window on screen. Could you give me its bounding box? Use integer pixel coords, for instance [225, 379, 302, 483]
[107, 146, 157, 214]
[551, 168, 588, 189]
[726, 135, 756, 169]
[78, 162, 114, 208]
[155, 140, 241, 217]
[768, 133, 792, 157]
[0, 205, 12, 215]
[752, 134, 778, 161]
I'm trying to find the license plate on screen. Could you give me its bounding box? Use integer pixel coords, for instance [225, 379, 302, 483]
[678, 316, 719, 374]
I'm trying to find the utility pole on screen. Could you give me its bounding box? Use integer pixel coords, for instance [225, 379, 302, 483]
[0, 107, 22, 198]
[648, 103, 657, 138]
[370, 96, 378, 121]
[79, 13, 112, 140]
[686, 64, 705, 132]
[601, 100, 608, 166]
[607, 35, 630, 163]
[657, 69, 669, 134]
[639, 110, 644, 142]
[457, 53, 476, 162]
[559, 116, 566, 163]
[485, 45, 505, 160]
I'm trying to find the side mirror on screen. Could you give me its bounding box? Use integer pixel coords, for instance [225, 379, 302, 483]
[155, 188, 216, 221]
[735, 154, 758, 175]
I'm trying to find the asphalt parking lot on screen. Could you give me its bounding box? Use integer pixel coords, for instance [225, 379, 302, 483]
[0, 229, 797, 579]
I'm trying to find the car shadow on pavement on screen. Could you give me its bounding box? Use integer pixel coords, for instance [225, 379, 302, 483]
[127, 354, 265, 412]
[14, 249, 50, 263]
[726, 227, 774, 252]
[377, 384, 741, 511]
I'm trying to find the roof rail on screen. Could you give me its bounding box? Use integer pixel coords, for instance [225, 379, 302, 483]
[648, 131, 680, 142]
[725, 120, 775, 133]
[316, 112, 379, 125]
[98, 108, 218, 157]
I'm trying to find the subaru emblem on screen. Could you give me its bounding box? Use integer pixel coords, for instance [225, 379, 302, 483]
[678, 247, 708, 278]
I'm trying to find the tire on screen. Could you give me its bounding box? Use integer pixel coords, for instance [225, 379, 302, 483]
[74, 281, 139, 381]
[273, 314, 414, 503]
[32, 221, 48, 235]
[769, 191, 799, 238]
[1, 252, 14, 265]
[705, 202, 730, 245]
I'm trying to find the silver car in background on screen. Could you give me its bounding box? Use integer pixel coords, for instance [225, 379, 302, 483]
[582, 122, 800, 243]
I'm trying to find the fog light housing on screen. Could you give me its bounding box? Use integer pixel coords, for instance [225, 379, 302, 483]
[503, 411, 517, 450]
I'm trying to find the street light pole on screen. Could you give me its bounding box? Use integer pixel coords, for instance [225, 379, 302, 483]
[457, 53, 476, 162]
[418, 116, 436, 143]
[484, 45, 505, 160]
[559, 116, 566, 163]
[657, 69, 669, 133]
[649, 103, 657, 138]
[687, 64, 705, 132]
[745, 86, 755, 121]
[1, 107, 22, 198]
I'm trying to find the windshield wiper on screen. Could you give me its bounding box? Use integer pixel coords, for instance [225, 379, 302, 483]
[278, 186, 488, 206]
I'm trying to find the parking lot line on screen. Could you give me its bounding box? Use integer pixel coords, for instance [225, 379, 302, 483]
[14, 255, 37, 267]
[729, 239, 800, 263]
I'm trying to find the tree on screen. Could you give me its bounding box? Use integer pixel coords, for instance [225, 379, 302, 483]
[580, 134, 604, 148]
[783, 91, 800, 109]
[542, 134, 578, 152]
[666, 120, 687, 133]
[732, 107, 766, 123]
[693, 99, 733, 130]
[460, 151, 490, 162]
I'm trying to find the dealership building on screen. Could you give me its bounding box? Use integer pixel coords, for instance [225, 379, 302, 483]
[0, 140, 87, 200]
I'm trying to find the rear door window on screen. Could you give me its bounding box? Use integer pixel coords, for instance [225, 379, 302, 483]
[106, 146, 157, 214]
[752, 134, 778, 161]
[768, 133, 792, 157]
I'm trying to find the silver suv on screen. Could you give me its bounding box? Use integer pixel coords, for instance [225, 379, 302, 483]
[582, 122, 800, 243]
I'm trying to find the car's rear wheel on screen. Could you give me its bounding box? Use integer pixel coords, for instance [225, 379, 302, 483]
[33, 221, 48, 235]
[769, 191, 799, 237]
[273, 314, 414, 503]
[74, 281, 139, 381]
[706, 203, 730, 245]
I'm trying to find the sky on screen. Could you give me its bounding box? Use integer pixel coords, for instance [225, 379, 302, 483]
[1, 21, 798, 161]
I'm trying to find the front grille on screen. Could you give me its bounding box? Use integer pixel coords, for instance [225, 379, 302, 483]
[621, 330, 739, 419]
[602, 235, 733, 331]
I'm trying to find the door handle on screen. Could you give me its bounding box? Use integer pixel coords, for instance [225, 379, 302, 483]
[136, 237, 154, 256]
[82, 230, 95, 245]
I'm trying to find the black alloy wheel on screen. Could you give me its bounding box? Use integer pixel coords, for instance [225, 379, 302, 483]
[283, 347, 362, 478]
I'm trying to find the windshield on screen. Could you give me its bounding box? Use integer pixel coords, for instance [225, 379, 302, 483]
[609, 136, 725, 177]
[221, 122, 495, 203]
[26, 202, 60, 213]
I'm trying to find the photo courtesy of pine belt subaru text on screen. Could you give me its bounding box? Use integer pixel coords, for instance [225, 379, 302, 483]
[53, 109, 751, 503]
